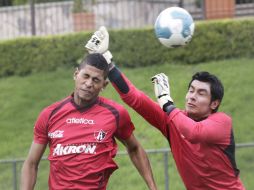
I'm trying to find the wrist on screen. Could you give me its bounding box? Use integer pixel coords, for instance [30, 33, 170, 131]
[102, 50, 112, 64]
[108, 62, 115, 71]
[158, 95, 174, 112]
[163, 103, 175, 114]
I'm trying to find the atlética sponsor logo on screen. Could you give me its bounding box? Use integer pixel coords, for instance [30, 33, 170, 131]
[53, 143, 97, 156]
[66, 117, 95, 125]
[48, 130, 64, 138]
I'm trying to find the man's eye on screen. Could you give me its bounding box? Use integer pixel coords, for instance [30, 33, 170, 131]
[93, 79, 100, 83]
[199, 91, 207, 96]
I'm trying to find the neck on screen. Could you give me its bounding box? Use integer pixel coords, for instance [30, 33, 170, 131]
[73, 95, 98, 108]
[188, 113, 210, 121]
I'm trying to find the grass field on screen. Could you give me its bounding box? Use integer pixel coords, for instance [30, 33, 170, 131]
[0, 58, 254, 189]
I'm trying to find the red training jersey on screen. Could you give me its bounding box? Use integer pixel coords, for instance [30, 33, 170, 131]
[33, 95, 134, 190]
[109, 68, 245, 190]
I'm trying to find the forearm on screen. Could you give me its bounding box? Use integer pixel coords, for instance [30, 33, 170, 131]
[108, 65, 131, 95]
[128, 147, 157, 190]
[20, 161, 38, 190]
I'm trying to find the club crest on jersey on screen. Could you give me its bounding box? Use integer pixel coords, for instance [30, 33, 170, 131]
[94, 129, 107, 142]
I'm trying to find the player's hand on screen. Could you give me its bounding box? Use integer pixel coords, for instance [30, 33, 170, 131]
[85, 26, 112, 64]
[151, 73, 173, 109]
[85, 26, 108, 54]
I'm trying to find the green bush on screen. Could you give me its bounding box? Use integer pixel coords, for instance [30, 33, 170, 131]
[0, 19, 253, 77]
[0, 33, 90, 77]
[110, 19, 254, 66]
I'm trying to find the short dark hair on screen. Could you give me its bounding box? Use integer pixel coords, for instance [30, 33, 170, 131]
[78, 53, 109, 79]
[188, 71, 224, 112]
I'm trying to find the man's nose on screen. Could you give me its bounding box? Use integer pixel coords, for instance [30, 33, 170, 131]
[189, 92, 196, 100]
[85, 78, 93, 87]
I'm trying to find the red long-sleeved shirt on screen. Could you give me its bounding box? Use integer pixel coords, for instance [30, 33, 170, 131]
[109, 67, 245, 190]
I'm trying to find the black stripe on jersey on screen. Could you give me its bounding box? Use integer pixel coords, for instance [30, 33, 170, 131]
[98, 101, 120, 128]
[45, 97, 72, 133]
[222, 129, 240, 177]
[48, 97, 72, 121]
[45, 97, 72, 134]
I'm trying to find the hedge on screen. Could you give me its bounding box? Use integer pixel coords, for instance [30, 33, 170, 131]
[0, 18, 253, 77]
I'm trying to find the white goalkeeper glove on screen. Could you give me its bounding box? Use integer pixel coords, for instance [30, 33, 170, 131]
[85, 26, 113, 64]
[151, 73, 174, 112]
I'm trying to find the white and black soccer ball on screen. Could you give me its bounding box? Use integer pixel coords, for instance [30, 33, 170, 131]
[154, 7, 195, 48]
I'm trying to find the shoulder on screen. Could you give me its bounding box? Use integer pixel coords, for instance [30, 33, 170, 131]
[40, 96, 72, 118]
[98, 97, 131, 123]
[99, 97, 127, 112]
[208, 112, 232, 125]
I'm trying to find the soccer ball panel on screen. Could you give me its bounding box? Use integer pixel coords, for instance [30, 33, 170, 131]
[159, 34, 186, 48]
[154, 7, 195, 48]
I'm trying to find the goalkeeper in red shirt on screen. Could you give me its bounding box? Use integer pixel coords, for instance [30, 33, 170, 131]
[85, 26, 246, 190]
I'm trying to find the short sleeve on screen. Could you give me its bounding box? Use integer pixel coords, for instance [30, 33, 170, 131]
[114, 107, 135, 140]
[33, 108, 50, 145]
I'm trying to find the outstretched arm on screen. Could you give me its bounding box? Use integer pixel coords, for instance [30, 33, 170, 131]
[108, 66, 169, 135]
[85, 26, 169, 136]
[119, 134, 157, 190]
[20, 142, 47, 190]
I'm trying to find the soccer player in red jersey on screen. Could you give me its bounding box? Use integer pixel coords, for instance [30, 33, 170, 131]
[20, 53, 157, 190]
[85, 26, 246, 190]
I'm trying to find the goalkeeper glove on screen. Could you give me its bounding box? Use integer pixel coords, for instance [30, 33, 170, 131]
[85, 26, 113, 64]
[151, 73, 175, 113]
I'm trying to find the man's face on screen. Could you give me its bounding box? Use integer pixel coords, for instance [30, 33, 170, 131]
[74, 64, 107, 104]
[185, 80, 219, 120]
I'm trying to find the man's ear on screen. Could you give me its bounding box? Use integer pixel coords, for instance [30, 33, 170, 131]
[210, 100, 220, 111]
[102, 80, 109, 90]
[73, 68, 79, 80]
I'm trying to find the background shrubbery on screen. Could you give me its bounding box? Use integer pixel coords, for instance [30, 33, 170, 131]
[0, 19, 254, 77]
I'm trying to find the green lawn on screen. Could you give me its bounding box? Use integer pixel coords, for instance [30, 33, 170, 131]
[0, 58, 253, 189]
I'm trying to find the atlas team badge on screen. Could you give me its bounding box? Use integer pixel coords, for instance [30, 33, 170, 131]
[94, 129, 107, 142]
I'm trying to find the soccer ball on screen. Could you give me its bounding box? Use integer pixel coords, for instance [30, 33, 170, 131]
[154, 7, 195, 48]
